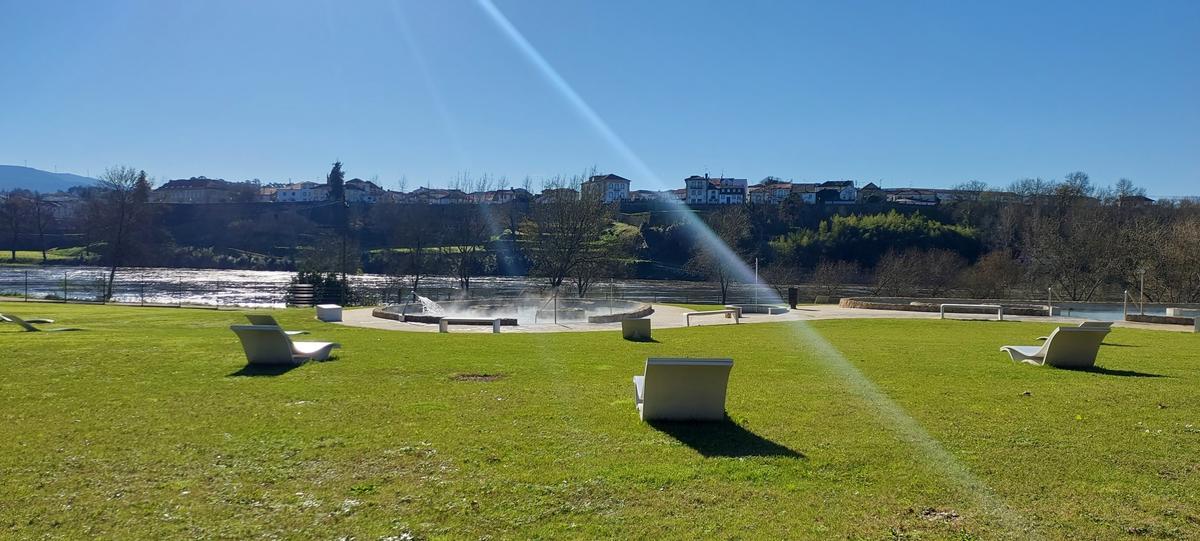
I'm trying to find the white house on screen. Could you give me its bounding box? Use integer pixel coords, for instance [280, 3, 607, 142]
[581, 173, 631, 203]
[748, 180, 794, 204]
[344, 178, 388, 203]
[684, 174, 747, 205]
[274, 182, 328, 202]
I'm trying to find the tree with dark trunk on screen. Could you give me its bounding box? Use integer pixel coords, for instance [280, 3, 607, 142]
[1, 192, 29, 261]
[687, 206, 751, 304]
[326, 161, 350, 281]
[31, 192, 54, 261]
[87, 167, 155, 300]
[520, 173, 614, 291]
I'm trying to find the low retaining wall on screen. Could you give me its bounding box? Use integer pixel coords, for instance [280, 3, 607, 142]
[373, 299, 652, 326]
[839, 297, 1050, 316]
[1126, 314, 1197, 326]
[728, 304, 789, 315]
[587, 304, 654, 323]
[370, 308, 518, 326]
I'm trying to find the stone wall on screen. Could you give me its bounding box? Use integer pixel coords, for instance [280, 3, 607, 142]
[839, 297, 1050, 316]
[1125, 313, 1196, 326]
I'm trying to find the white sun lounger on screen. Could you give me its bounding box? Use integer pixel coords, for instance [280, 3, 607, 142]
[1, 314, 81, 332]
[633, 358, 733, 421]
[245, 314, 308, 335]
[230, 324, 340, 365]
[1037, 320, 1112, 340]
[1000, 327, 1109, 369]
[0, 314, 54, 324]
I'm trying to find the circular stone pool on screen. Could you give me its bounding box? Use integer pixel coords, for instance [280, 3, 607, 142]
[372, 298, 654, 326]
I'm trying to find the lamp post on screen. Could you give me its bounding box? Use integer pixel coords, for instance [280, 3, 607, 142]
[1138, 268, 1146, 315]
[754, 257, 759, 307]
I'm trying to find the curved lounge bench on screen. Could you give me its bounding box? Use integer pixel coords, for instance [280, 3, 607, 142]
[245, 314, 308, 336]
[1001, 327, 1109, 369]
[230, 324, 340, 365]
[633, 358, 733, 421]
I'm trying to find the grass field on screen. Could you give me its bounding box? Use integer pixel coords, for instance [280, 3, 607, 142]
[2, 302, 1198, 539]
[1, 247, 88, 265]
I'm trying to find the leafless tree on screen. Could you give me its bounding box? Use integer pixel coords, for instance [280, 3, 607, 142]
[871, 248, 964, 297]
[520, 173, 614, 291]
[957, 250, 1022, 299]
[1, 191, 30, 261]
[440, 206, 491, 290]
[389, 205, 441, 298]
[1023, 201, 1123, 300]
[808, 259, 863, 298]
[86, 166, 155, 300]
[30, 192, 55, 261]
[687, 206, 751, 304]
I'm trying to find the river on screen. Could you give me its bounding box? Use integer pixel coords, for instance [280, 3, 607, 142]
[0, 265, 787, 308]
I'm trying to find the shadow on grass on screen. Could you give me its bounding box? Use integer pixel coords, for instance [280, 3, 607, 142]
[648, 417, 804, 458]
[225, 356, 338, 377]
[1071, 366, 1164, 378]
[227, 363, 301, 377]
[623, 337, 660, 343]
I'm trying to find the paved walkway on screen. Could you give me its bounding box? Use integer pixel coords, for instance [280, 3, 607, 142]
[336, 304, 1198, 334]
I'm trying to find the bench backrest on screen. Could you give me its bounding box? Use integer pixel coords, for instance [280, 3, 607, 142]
[641, 358, 733, 421]
[0, 314, 39, 331]
[1078, 321, 1113, 330]
[245, 314, 281, 327]
[230, 324, 295, 364]
[1044, 327, 1109, 369]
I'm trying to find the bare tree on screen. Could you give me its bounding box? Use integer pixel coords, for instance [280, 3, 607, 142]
[389, 205, 440, 298]
[1023, 201, 1123, 300]
[1, 192, 30, 261]
[571, 222, 640, 297]
[870, 248, 964, 297]
[808, 259, 863, 298]
[957, 250, 1022, 299]
[687, 206, 751, 304]
[520, 173, 614, 291]
[87, 166, 154, 300]
[440, 206, 490, 290]
[31, 192, 55, 261]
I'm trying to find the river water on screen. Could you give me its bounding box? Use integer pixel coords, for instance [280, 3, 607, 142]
[0, 265, 785, 308]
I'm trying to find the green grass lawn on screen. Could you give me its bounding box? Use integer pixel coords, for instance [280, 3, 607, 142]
[2, 247, 88, 265]
[2, 302, 1198, 539]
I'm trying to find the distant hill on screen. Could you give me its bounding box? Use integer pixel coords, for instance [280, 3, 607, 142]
[0, 165, 97, 192]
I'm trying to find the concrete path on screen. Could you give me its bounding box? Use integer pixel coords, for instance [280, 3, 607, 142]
[336, 303, 1199, 334]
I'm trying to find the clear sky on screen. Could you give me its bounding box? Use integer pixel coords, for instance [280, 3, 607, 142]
[2, 0, 1197, 196]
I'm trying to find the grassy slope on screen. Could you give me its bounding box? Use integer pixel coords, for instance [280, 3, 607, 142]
[2, 247, 87, 265]
[1, 302, 1197, 539]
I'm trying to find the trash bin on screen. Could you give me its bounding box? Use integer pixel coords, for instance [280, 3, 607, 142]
[787, 287, 798, 309]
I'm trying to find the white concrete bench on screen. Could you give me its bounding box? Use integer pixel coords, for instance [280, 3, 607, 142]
[621, 318, 652, 341]
[685, 309, 739, 327]
[439, 317, 502, 333]
[940, 303, 1004, 321]
[316, 304, 342, 322]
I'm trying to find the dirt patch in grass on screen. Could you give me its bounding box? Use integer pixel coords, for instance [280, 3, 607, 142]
[451, 373, 505, 382]
[917, 507, 961, 523]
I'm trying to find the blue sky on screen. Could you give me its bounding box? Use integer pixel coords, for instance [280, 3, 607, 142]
[1, 0, 1197, 195]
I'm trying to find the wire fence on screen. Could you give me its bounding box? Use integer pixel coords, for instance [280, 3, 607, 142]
[0, 267, 796, 309]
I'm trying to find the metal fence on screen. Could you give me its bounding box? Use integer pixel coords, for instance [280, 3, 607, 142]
[0, 267, 793, 309]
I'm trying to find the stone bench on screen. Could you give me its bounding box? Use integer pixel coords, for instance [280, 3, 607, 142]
[439, 317, 502, 333]
[939, 303, 1003, 321]
[621, 318, 652, 341]
[316, 304, 342, 322]
[685, 309, 740, 327]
